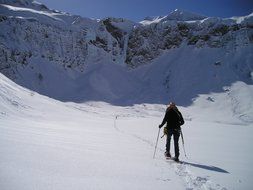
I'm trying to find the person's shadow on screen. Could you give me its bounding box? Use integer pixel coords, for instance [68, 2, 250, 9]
[181, 161, 229, 173]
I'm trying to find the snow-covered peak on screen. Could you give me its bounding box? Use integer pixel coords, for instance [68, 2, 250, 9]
[164, 9, 207, 21]
[143, 15, 164, 21]
[140, 15, 167, 25]
[0, 0, 49, 10]
[0, 0, 33, 5]
[230, 12, 253, 24]
[140, 9, 207, 25]
[0, 0, 100, 29]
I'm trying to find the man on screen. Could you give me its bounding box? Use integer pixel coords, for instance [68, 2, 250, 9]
[159, 102, 184, 162]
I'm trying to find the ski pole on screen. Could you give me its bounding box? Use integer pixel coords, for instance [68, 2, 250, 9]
[153, 128, 161, 159]
[180, 129, 188, 158]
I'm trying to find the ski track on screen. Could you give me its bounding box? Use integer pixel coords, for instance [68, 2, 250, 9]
[114, 116, 228, 190]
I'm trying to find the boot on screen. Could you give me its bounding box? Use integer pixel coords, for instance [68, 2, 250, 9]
[164, 151, 171, 158]
[173, 157, 179, 162]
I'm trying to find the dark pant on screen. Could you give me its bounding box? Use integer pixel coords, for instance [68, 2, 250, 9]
[166, 128, 180, 158]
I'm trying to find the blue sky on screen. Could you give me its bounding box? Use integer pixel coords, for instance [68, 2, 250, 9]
[39, 0, 253, 21]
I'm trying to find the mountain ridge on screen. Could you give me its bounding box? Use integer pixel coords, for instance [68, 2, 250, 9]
[140, 9, 207, 25]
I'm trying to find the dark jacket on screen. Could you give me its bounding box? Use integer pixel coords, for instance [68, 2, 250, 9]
[160, 107, 184, 129]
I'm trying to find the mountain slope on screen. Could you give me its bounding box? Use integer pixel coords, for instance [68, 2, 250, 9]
[128, 11, 253, 67]
[0, 0, 136, 76]
[0, 1, 252, 115]
[0, 71, 253, 190]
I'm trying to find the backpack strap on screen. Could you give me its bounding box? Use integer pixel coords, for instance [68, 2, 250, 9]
[174, 108, 184, 126]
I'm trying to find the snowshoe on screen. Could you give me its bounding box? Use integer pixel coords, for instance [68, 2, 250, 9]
[173, 157, 180, 162]
[164, 151, 171, 158]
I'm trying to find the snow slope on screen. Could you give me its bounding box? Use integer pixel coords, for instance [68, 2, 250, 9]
[5, 44, 251, 127]
[1, 72, 253, 190]
[0, 0, 136, 76]
[0, 0, 252, 109]
[0, 73, 180, 190]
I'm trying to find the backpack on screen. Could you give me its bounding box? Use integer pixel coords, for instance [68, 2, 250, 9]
[175, 109, 184, 126]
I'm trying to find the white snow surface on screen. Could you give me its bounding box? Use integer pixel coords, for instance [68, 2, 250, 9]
[140, 9, 253, 26]
[0, 2, 97, 27]
[0, 71, 253, 190]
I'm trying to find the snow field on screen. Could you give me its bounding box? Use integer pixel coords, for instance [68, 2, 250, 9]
[1, 74, 185, 190]
[1, 73, 253, 190]
[117, 116, 253, 190]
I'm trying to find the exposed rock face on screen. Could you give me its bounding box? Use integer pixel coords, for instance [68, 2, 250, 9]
[126, 16, 253, 67]
[0, 1, 135, 78]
